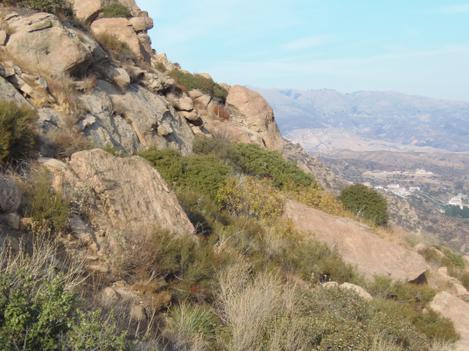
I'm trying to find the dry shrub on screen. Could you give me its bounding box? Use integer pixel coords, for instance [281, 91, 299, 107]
[95, 33, 136, 62]
[217, 264, 309, 351]
[216, 176, 284, 219]
[46, 74, 79, 111]
[288, 183, 348, 216]
[163, 303, 218, 351]
[48, 127, 92, 159]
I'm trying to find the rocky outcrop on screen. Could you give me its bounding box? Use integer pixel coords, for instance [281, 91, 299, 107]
[282, 140, 347, 194]
[430, 292, 469, 351]
[69, 0, 102, 23]
[0, 76, 31, 106]
[4, 12, 104, 76]
[204, 85, 284, 151]
[429, 267, 469, 302]
[91, 18, 144, 59]
[43, 149, 195, 257]
[284, 200, 428, 282]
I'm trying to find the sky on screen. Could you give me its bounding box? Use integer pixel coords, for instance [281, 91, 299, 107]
[136, 0, 469, 101]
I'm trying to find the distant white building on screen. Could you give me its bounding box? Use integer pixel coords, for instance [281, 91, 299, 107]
[448, 194, 467, 210]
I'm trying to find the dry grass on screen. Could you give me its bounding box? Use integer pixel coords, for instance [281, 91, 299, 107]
[0, 236, 86, 292]
[217, 263, 310, 351]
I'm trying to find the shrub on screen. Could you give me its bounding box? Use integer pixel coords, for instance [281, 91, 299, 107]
[23, 170, 70, 234]
[139, 148, 184, 184]
[339, 184, 389, 226]
[66, 310, 127, 351]
[163, 303, 219, 350]
[367, 276, 435, 310]
[0, 101, 38, 166]
[114, 229, 217, 302]
[216, 176, 284, 219]
[101, 3, 131, 18]
[0, 239, 126, 351]
[140, 148, 232, 199]
[96, 34, 135, 62]
[226, 143, 315, 190]
[10, 0, 73, 16]
[169, 70, 228, 101]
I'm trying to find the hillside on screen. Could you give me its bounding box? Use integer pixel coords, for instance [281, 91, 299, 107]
[257, 87, 469, 253]
[1, 1, 469, 350]
[257, 88, 469, 152]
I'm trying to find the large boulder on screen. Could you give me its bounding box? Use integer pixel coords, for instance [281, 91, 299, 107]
[0, 76, 31, 106]
[284, 200, 428, 282]
[430, 292, 469, 351]
[4, 13, 103, 76]
[43, 149, 195, 256]
[226, 85, 284, 150]
[69, 0, 102, 22]
[91, 18, 151, 61]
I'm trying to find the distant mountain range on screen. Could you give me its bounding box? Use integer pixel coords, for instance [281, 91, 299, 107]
[256, 88, 469, 152]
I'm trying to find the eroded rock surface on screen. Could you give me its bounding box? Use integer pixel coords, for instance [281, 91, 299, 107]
[284, 200, 428, 281]
[5, 12, 104, 76]
[430, 292, 469, 351]
[204, 85, 284, 150]
[43, 149, 195, 257]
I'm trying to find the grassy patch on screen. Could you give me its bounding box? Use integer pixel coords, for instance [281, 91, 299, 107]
[169, 70, 228, 101]
[101, 3, 131, 18]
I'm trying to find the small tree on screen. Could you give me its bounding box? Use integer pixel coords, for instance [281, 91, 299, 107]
[339, 184, 389, 226]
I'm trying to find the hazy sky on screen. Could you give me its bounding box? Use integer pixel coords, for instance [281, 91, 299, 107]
[136, 0, 469, 101]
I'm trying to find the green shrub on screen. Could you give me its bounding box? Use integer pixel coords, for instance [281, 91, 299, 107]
[140, 148, 232, 199]
[66, 310, 127, 351]
[339, 184, 389, 226]
[228, 143, 314, 189]
[10, 0, 73, 16]
[169, 70, 228, 101]
[23, 170, 70, 234]
[101, 3, 131, 18]
[369, 299, 430, 351]
[0, 272, 127, 350]
[0, 101, 38, 166]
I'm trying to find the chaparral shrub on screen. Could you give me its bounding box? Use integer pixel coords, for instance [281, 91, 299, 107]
[339, 184, 389, 226]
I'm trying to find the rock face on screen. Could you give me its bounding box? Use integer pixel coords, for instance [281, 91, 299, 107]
[91, 18, 142, 58]
[43, 149, 195, 256]
[4, 12, 103, 76]
[430, 292, 469, 351]
[0, 176, 21, 214]
[284, 200, 428, 281]
[204, 85, 284, 151]
[69, 0, 102, 22]
[0, 76, 31, 106]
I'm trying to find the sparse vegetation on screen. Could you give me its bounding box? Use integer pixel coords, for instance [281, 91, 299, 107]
[7, 0, 73, 16]
[0, 239, 126, 350]
[95, 34, 135, 62]
[101, 3, 131, 18]
[22, 170, 70, 234]
[340, 183, 389, 226]
[0, 101, 38, 166]
[169, 70, 228, 101]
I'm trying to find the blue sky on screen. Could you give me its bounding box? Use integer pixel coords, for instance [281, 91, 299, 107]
[137, 0, 469, 101]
